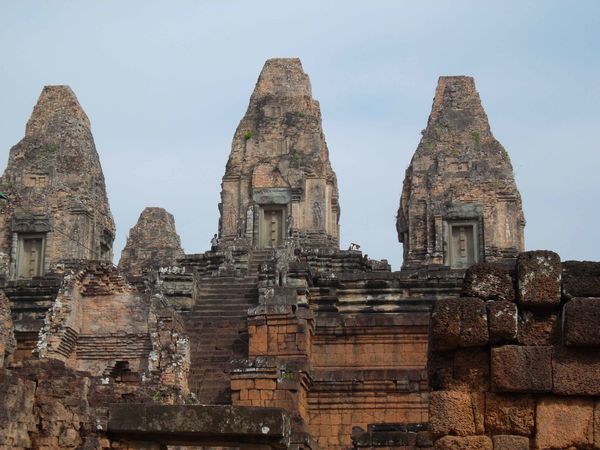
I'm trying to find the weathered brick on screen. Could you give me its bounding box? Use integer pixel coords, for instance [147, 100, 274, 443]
[485, 393, 535, 436]
[487, 301, 517, 344]
[536, 397, 594, 449]
[552, 347, 600, 395]
[563, 297, 600, 347]
[429, 391, 481, 438]
[491, 345, 552, 393]
[462, 262, 515, 302]
[517, 250, 561, 307]
[491, 435, 529, 450]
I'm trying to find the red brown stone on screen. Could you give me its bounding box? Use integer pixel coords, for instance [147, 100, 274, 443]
[491, 435, 529, 450]
[536, 397, 594, 450]
[431, 298, 488, 351]
[462, 262, 515, 302]
[562, 260, 600, 299]
[484, 393, 535, 436]
[517, 250, 561, 307]
[563, 297, 600, 347]
[487, 301, 517, 344]
[552, 346, 600, 395]
[434, 435, 492, 450]
[491, 345, 552, 393]
[429, 390, 482, 438]
[517, 310, 559, 346]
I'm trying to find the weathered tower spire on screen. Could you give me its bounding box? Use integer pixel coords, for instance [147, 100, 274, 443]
[219, 58, 339, 249]
[397, 76, 525, 269]
[0, 86, 115, 277]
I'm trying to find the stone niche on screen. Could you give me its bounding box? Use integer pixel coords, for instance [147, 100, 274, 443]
[397, 76, 525, 269]
[218, 58, 340, 250]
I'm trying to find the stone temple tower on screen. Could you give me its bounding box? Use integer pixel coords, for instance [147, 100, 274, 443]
[219, 58, 340, 249]
[0, 86, 115, 278]
[397, 76, 525, 269]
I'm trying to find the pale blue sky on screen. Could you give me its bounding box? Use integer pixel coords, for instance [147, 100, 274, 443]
[1, 1, 599, 269]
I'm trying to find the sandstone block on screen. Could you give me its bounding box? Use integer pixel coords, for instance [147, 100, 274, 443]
[431, 298, 488, 351]
[562, 260, 600, 299]
[428, 350, 455, 390]
[595, 400, 600, 448]
[487, 301, 517, 344]
[517, 311, 559, 346]
[517, 250, 561, 307]
[431, 299, 461, 351]
[563, 297, 600, 347]
[536, 397, 594, 450]
[434, 435, 492, 450]
[462, 262, 515, 301]
[453, 348, 490, 391]
[429, 391, 481, 438]
[459, 297, 489, 348]
[491, 345, 552, 393]
[552, 347, 600, 395]
[491, 435, 529, 450]
[484, 393, 535, 437]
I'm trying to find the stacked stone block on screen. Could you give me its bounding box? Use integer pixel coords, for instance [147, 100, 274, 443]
[428, 250, 600, 449]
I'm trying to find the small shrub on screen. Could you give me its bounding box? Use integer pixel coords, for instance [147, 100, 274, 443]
[297, 112, 305, 118]
[47, 143, 59, 154]
[472, 132, 481, 151]
[243, 131, 253, 140]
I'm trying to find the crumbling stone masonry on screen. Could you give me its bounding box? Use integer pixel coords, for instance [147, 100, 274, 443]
[219, 58, 340, 250]
[429, 252, 600, 450]
[0, 86, 115, 279]
[118, 207, 184, 279]
[397, 77, 525, 269]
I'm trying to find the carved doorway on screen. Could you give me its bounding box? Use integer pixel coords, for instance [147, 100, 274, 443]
[448, 223, 478, 269]
[259, 206, 284, 249]
[16, 234, 45, 277]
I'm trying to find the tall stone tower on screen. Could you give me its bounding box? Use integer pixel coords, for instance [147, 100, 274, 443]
[397, 76, 525, 269]
[0, 86, 115, 278]
[219, 58, 340, 249]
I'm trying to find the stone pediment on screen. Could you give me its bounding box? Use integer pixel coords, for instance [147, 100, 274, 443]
[11, 212, 51, 233]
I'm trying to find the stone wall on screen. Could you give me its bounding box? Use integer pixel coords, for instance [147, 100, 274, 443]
[0, 86, 115, 278]
[428, 251, 600, 450]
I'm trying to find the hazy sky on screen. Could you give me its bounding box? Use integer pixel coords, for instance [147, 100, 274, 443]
[1, 1, 598, 269]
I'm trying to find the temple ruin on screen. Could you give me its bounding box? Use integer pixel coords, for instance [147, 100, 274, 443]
[0, 60, 599, 450]
[0, 86, 115, 279]
[118, 207, 184, 279]
[397, 76, 525, 269]
[219, 58, 340, 250]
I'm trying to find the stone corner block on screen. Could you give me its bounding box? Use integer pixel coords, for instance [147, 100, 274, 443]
[517, 250, 561, 307]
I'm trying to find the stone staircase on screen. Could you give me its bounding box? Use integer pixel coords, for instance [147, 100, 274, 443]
[248, 249, 273, 275]
[183, 274, 259, 404]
